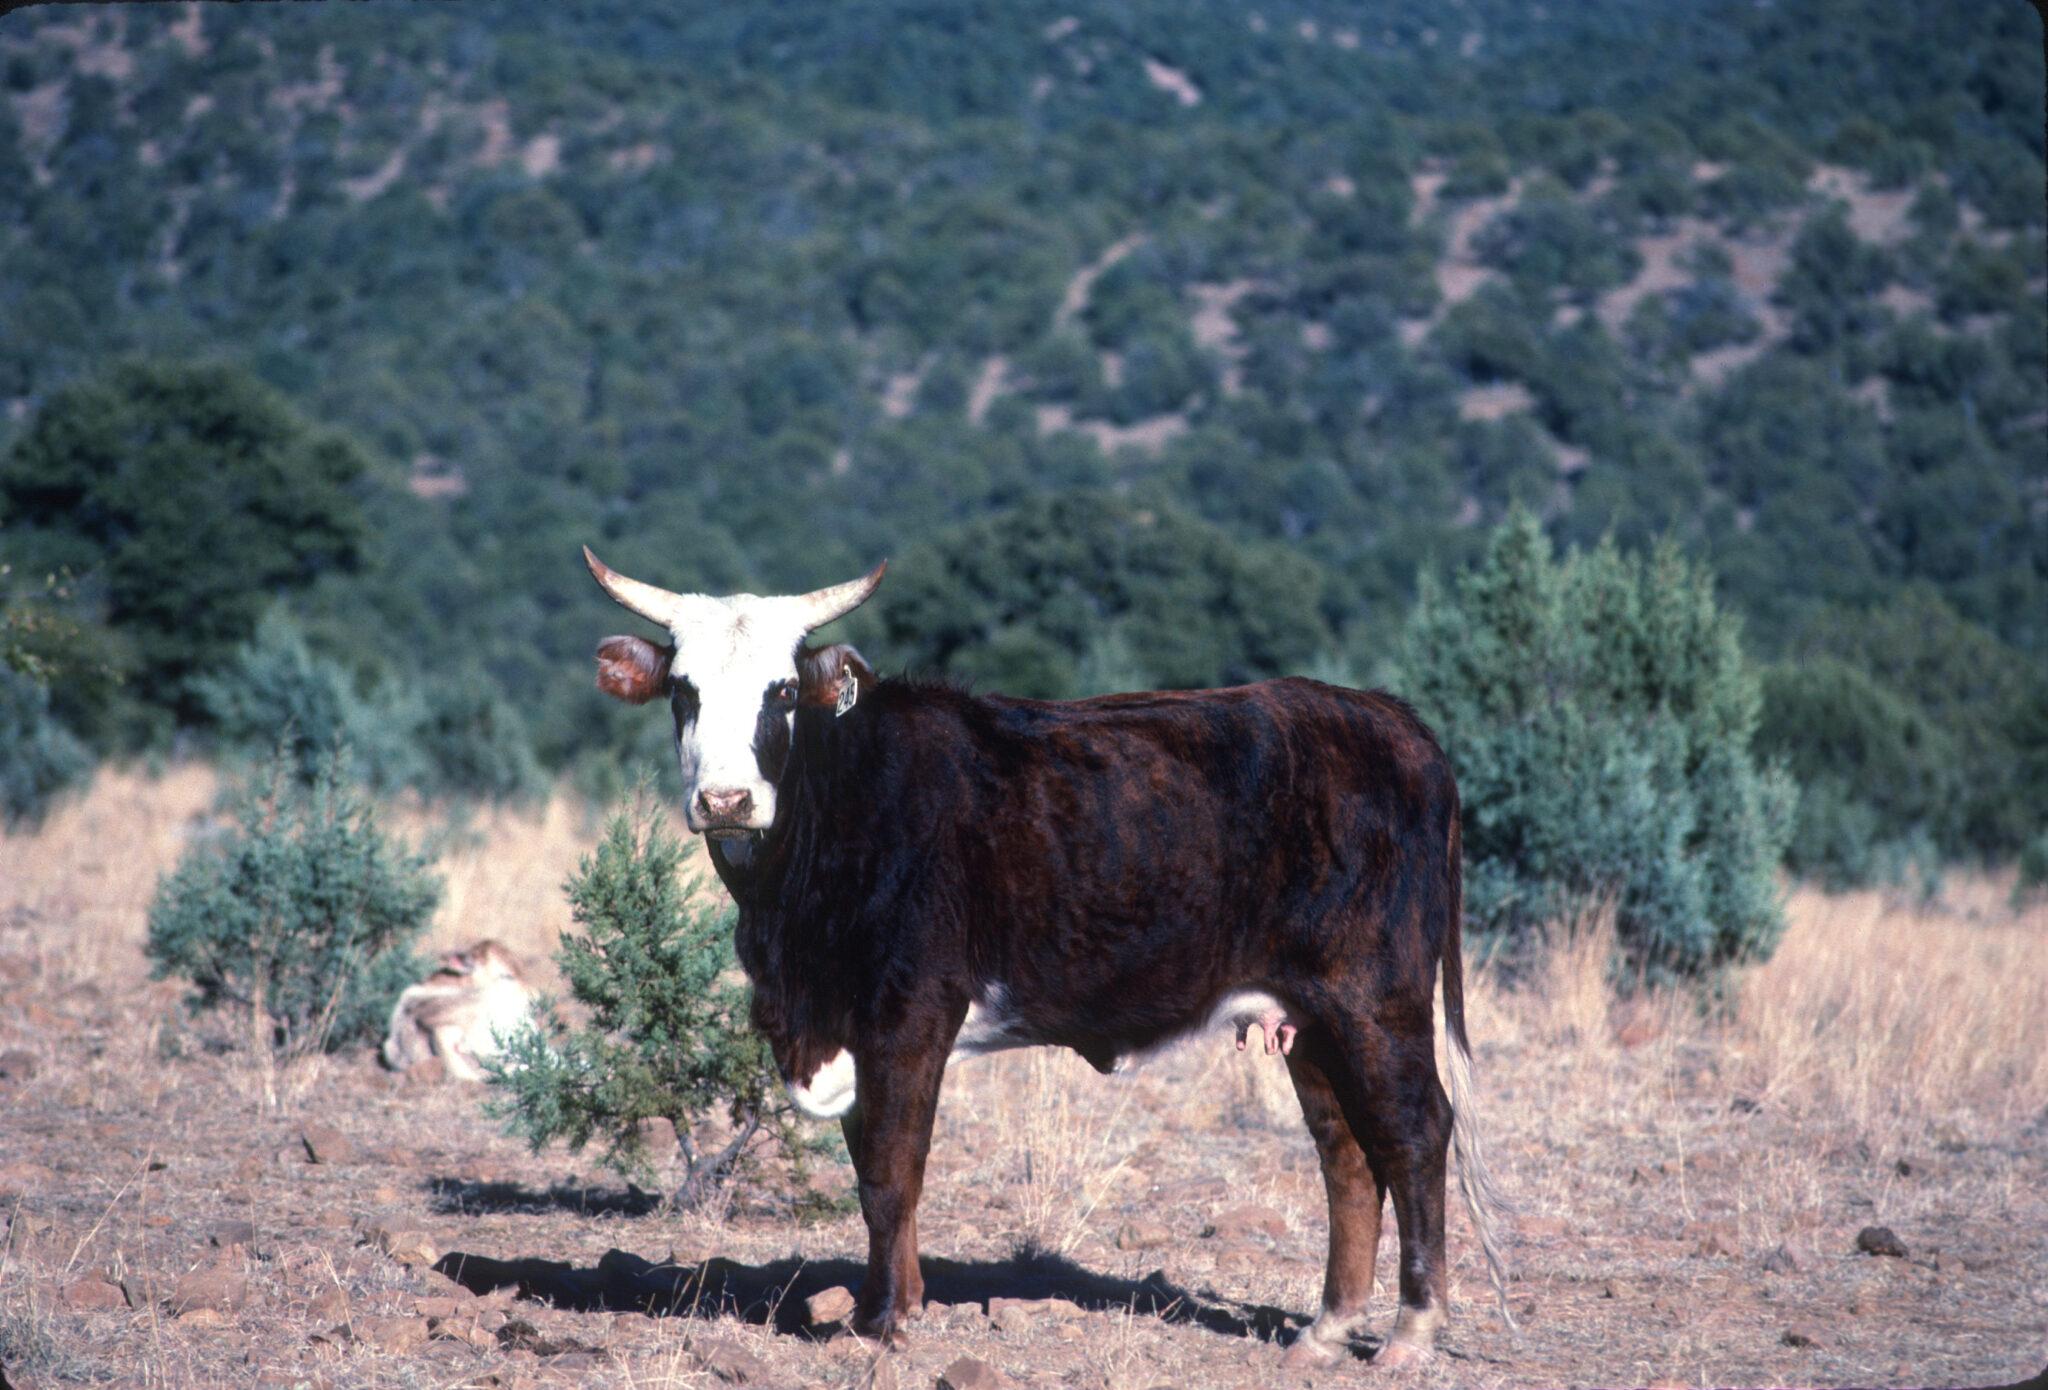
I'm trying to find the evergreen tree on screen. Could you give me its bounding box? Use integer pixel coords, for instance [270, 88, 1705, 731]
[1396, 512, 1795, 978]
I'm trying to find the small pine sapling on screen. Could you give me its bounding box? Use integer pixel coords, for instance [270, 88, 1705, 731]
[490, 793, 823, 1206]
[145, 741, 438, 1104]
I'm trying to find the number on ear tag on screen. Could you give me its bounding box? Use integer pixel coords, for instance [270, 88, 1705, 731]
[834, 672, 859, 717]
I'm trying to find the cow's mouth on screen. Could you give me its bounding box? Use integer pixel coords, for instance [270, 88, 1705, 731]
[704, 826, 753, 841]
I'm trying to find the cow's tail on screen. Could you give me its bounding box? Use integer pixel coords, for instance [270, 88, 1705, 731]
[1443, 813, 1518, 1333]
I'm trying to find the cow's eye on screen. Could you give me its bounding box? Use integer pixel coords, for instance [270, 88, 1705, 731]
[769, 680, 798, 710]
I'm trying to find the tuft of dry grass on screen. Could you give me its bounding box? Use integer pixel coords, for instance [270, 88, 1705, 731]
[950, 1048, 1145, 1256]
[1729, 880, 2048, 1143]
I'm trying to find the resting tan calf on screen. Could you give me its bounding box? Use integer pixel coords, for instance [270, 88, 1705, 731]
[380, 940, 535, 1082]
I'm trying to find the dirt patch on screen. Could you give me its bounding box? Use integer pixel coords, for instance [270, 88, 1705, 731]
[1597, 216, 1718, 334]
[968, 356, 1010, 425]
[606, 142, 664, 174]
[407, 453, 467, 499]
[1457, 382, 1535, 423]
[169, 4, 207, 58]
[1809, 164, 1916, 246]
[1055, 233, 1147, 330]
[343, 148, 409, 203]
[881, 368, 923, 420]
[1189, 282, 1255, 396]
[522, 133, 562, 179]
[1035, 403, 1188, 457]
[1141, 58, 1200, 107]
[269, 43, 345, 115]
[1881, 284, 1936, 320]
[8, 81, 65, 176]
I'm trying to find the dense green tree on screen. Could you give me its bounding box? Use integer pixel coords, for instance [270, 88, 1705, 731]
[882, 492, 1332, 699]
[1396, 513, 1794, 977]
[1, 362, 370, 733]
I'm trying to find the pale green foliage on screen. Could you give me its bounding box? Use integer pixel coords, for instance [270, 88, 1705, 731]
[1397, 511, 1795, 978]
[0, 666, 91, 825]
[490, 795, 797, 1202]
[146, 744, 439, 1055]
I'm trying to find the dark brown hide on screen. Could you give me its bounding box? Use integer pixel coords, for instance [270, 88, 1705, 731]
[680, 674, 1484, 1353]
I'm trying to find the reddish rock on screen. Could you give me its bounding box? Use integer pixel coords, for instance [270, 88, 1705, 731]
[167, 1270, 249, 1315]
[0, 1048, 39, 1082]
[208, 1217, 258, 1249]
[988, 1297, 1084, 1332]
[300, 1125, 360, 1165]
[1115, 1220, 1170, 1251]
[354, 1315, 430, 1352]
[938, 1356, 1010, 1390]
[307, 1287, 350, 1322]
[366, 1224, 440, 1267]
[1202, 1204, 1288, 1241]
[1856, 1226, 1908, 1259]
[62, 1278, 127, 1310]
[692, 1335, 771, 1383]
[806, 1284, 857, 1326]
[0, 1161, 57, 1198]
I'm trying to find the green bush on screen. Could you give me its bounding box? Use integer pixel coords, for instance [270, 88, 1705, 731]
[1395, 512, 1795, 978]
[196, 610, 543, 803]
[491, 796, 803, 1203]
[1755, 657, 1962, 887]
[0, 666, 92, 825]
[2014, 831, 2048, 909]
[146, 745, 439, 1068]
[194, 609, 423, 792]
[408, 677, 546, 804]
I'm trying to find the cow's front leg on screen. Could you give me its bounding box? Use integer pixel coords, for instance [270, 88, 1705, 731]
[844, 1039, 947, 1345]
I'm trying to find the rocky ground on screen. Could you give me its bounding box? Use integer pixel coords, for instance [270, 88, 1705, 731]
[2, 774, 2043, 1389]
[2, 940, 2043, 1390]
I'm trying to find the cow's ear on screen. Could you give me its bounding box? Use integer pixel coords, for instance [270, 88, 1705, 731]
[595, 635, 673, 704]
[797, 643, 876, 709]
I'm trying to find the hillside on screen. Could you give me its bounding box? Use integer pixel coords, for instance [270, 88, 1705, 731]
[1, 0, 2043, 853]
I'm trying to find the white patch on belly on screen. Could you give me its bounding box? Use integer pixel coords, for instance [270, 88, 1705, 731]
[951, 983, 1030, 1059]
[788, 1048, 857, 1119]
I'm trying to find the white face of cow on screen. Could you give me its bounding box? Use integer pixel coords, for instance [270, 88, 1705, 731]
[583, 548, 885, 839]
[662, 595, 813, 836]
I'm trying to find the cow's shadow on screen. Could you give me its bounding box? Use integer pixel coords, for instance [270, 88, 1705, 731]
[429, 1244, 1309, 1345]
[423, 1175, 663, 1219]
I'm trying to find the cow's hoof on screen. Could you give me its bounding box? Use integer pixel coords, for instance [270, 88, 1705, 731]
[1371, 1338, 1435, 1372]
[1280, 1335, 1342, 1370]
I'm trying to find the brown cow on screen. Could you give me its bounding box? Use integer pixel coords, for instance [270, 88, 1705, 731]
[584, 548, 1510, 1368]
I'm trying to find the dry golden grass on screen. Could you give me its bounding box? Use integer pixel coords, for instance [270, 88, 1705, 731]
[1729, 879, 2048, 1142]
[0, 761, 669, 987]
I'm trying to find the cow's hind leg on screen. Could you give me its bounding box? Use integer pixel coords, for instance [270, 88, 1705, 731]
[1280, 1043, 1384, 1370]
[1317, 1013, 1453, 1369]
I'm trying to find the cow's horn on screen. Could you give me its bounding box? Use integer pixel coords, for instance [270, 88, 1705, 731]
[583, 546, 688, 629]
[794, 561, 887, 630]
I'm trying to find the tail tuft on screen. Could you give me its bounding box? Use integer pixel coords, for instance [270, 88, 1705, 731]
[1443, 809, 1518, 1334]
[1446, 1030, 1518, 1334]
